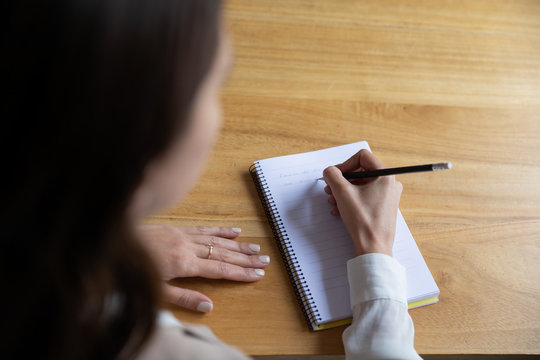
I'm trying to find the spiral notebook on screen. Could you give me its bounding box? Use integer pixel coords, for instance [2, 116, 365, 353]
[249, 141, 439, 331]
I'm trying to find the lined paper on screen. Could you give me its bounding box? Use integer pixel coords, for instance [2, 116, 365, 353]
[256, 141, 439, 325]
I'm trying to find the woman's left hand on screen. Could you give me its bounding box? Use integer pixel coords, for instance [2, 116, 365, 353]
[137, 224, 270, 313]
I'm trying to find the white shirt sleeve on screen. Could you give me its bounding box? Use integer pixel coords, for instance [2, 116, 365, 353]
[343, 253, 422, 360]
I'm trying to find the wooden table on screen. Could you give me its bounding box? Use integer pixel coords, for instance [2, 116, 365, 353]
[150, 0, 540, 356]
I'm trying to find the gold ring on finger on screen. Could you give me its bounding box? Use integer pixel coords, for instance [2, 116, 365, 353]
[206, 244, 214, 260]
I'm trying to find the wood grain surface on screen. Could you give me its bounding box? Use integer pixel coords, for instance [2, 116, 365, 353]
[148, 0, 540, 355]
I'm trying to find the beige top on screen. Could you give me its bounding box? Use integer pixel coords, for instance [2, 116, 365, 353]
[137, 311, 250, 360]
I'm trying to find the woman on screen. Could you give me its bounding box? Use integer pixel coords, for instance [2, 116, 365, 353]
[1, 0, 420, 359]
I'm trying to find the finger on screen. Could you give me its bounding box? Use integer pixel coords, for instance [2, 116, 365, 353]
[192, 235, 261, 255]
[396, 180, 404, 196]
[347, 176, 375, 186]
[328, 195, 337, 206]
[323, 166, 352, 195]
[163, 283, 214, 313]
[324, 173, 368, 191]
[196, 244, 270, 268]
[194, 258, 265, 282]
[335, 149, 386, 173]
[330, 206, 341, 216]
[183, 226, 242, 239]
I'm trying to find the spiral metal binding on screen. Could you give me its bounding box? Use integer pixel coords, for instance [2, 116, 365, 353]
[249, 162, 322, 329]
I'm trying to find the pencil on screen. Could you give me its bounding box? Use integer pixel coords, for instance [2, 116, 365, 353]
[317, 162, 452, 180]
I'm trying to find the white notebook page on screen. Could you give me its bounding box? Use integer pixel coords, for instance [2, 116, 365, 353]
[256, 141, 439, 324]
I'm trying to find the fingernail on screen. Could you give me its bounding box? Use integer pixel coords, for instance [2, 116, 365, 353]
[254, 269, 265, 277]
[248, 243, 260, 253]
[259, 255, 270, 264]
[197, 301, 213, 313]
[232, 227, 242, 234]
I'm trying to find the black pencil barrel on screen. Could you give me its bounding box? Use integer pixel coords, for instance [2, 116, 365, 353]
[342, 164, 439, 179]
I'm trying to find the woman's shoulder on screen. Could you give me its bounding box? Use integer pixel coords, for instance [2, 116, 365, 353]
[136, 311, 251, 360]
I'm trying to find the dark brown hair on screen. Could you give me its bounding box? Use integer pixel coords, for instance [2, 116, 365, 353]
[1, 0, 221, 358]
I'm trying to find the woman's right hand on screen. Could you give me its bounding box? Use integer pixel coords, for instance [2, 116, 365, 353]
[322, 149, 403, 257]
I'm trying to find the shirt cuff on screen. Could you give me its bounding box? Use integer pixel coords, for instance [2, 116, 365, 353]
[347, 253, 407, 309]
